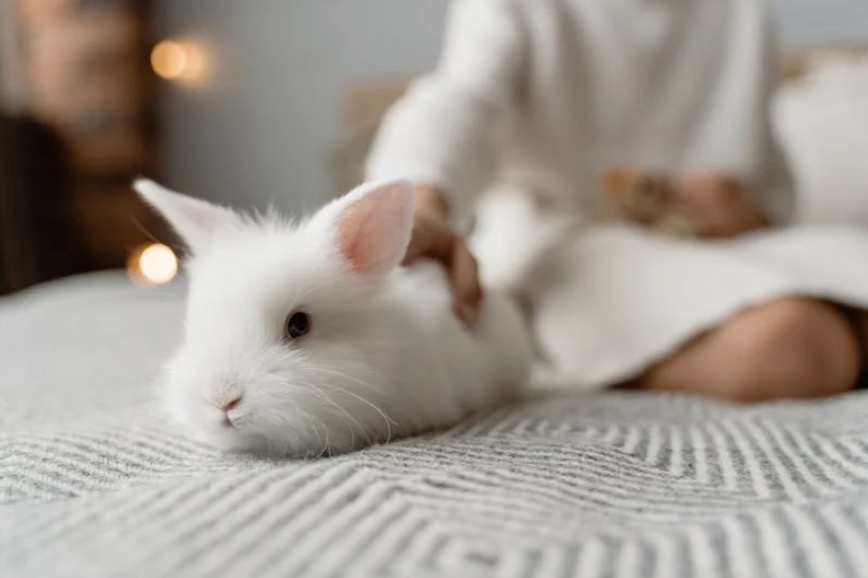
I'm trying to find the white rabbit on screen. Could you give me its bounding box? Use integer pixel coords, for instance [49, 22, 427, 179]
[135, 178, 532, 457]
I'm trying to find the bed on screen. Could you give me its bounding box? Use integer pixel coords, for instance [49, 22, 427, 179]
[4, 51, 868, 578]
[4, 270, 868, 578]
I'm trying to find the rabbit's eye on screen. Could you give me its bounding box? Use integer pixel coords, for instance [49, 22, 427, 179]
[285, 311, 312, 340]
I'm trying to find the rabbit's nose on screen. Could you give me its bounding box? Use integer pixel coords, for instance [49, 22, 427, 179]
[220, 396, 241, 412]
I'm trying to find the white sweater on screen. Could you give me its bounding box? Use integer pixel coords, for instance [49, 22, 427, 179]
[366, 0, 795, 229]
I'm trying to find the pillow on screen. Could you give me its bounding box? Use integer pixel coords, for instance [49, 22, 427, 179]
[774, 52, 868, 226]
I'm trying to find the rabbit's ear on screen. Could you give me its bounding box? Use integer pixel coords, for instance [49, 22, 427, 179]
[135, 179, 243, 255]
[317, 180, 415, 278]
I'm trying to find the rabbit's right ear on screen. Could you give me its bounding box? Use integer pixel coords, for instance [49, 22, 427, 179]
[134, 179, 243, 255]
[313, 180, 415, 279]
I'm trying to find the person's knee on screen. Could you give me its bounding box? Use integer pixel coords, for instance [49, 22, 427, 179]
[639, 298, 861, 402]
[725, 298, 860, 402]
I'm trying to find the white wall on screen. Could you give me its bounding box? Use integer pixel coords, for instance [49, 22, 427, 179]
[774, 0, 868, 47]
[153, 0, 450, 213]
[153, 0, 868, 213]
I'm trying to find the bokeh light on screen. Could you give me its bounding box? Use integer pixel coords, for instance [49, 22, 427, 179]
[127, 243, 178, 286]
[150, 39, 209, 83]
[150, 40, 187, 79]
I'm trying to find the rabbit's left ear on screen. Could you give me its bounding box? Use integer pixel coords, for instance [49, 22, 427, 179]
[317, 180, 415, 278]
[134, 178, 243, 255]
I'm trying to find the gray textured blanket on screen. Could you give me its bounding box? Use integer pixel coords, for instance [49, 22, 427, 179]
[3, 272, 868, 578]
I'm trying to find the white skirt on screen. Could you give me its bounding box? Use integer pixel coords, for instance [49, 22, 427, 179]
[469, 194, 868, 392]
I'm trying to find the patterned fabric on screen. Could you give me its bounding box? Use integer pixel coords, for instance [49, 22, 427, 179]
[3, 272, 868, 578]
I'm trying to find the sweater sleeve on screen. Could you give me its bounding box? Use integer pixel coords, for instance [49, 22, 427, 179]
[364, 0, 526, 230]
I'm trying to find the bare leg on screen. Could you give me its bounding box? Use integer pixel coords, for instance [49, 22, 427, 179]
[638, 298, 861, 403]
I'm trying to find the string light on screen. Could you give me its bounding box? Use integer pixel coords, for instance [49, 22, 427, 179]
[127, 243, 178, 286]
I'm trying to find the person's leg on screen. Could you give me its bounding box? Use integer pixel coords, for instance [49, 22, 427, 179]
[638, 298, 862, 403]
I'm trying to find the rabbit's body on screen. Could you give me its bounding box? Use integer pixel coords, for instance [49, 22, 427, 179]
[377, 262, 531, 430]
[136, 179, 532, 457]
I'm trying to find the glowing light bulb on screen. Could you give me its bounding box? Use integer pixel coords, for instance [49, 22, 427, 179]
[151, 40, 187, 80]
[150, 39, 210, 84]
[128, 243, 178, 286]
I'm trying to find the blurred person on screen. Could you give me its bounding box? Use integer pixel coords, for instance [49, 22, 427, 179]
[366, 0, 868, 402]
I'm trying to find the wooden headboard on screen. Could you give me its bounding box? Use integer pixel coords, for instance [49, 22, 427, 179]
[781, 43, 868, 81]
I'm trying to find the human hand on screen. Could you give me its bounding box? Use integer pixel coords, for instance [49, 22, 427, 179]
[671, 174, 769, 239]
[403, 184, 483, 328]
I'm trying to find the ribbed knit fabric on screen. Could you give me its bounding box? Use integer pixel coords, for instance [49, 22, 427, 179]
[4, 272, 868, 578]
